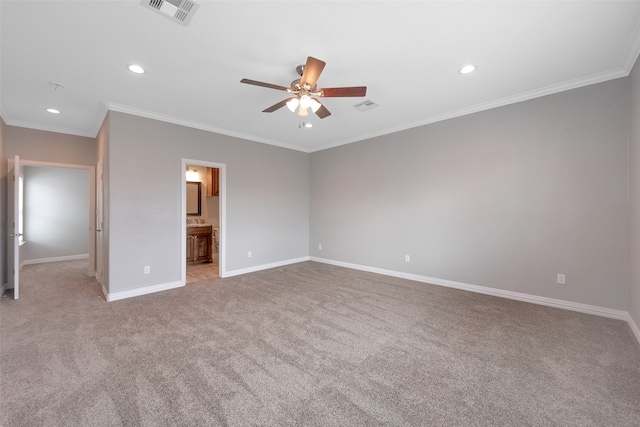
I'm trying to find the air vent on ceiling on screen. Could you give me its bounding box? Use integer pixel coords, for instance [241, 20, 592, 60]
[141, 0, 200, 26]
[354, 100, 379, 112]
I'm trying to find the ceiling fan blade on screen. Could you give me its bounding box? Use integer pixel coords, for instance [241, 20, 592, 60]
[262, 99, 290, 113]
[300, 57, 326, 88]
[241, 78, 289, 92]
[315, 104, 331, 119]
[320, 86, 367, 97]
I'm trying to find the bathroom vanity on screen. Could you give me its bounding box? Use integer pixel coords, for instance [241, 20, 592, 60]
[186, 225, 213, 264]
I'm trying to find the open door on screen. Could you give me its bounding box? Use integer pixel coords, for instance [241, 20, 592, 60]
[96, 158, 104, 284]
[7, 155, 21, 299]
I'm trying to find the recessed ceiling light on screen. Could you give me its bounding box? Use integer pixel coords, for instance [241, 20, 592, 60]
[46, 108, 60, 114]
[459, 64, 476, 74]
[127, 64, 145, 74]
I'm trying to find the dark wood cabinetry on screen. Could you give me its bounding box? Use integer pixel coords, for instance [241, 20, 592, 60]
[206, 167, 219, 197]
[186, 225, 213, 265]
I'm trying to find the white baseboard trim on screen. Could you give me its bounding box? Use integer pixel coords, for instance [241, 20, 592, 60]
[628, 314, 640, 345]
[103, 256, 309, 301]
[22, 254, 89, 266]
[223, 256, 311, 278]
[310, 257, 629, 321]
[106, 280, 183, 302]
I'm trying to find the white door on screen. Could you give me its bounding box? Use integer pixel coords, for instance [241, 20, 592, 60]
[95, 158, 104, 284]
[7, 156, 21, 299]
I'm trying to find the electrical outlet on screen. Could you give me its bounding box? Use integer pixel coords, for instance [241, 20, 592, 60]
[318, 244, 322, 250]
[405, 255, 410, 263]
[144, 265, 150, 274]
[557, 274, 566, 285]
[248, 251, 252, 258]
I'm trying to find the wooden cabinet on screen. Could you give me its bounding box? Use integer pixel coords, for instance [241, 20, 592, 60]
[206, 167, 219, 197]
[186, 225, 213, 265]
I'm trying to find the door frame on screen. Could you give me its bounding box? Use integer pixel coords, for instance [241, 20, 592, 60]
[181, 158, 226, 284]
[18, 160, 96, 277]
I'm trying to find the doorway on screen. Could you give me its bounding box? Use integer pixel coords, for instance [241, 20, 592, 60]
[181, 159, 226, 284]
[6, 159, 95, 298]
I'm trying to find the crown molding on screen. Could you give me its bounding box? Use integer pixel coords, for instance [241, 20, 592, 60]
[1, 117, 97, 139]
[106, 103, 311, 153]
[310, 67, 629, 152]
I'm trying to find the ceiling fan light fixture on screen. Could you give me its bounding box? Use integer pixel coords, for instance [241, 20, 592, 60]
[299, 94, 312, 109]
[309, 98, 322, 113]
[286, 98, 299, 112]
[297, 106, 309, 117]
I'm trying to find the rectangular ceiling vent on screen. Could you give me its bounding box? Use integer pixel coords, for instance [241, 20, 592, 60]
[141, 0, 200, 26]
[354, 100, 380, 112]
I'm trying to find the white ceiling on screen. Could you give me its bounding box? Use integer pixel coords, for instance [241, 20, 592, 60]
[2, 0, 640, 153]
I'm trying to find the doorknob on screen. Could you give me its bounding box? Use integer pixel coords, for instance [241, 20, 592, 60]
[8, 233, 23, 237]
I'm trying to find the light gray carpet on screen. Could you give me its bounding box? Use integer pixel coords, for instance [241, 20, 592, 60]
[1, 260, 639, 426]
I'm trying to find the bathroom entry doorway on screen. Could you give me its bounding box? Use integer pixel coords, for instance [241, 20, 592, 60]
[181, 159, 226, 284]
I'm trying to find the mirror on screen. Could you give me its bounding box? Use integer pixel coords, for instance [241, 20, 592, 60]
[186, 181, 201, 216]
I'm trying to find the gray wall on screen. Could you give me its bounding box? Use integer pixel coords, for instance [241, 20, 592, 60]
[310, 78, 630, 311]
[104, 111, 309, 294]
[630, 60, 640, 330]
[4, 126, 96, 166]
[22, 166, 89, 262]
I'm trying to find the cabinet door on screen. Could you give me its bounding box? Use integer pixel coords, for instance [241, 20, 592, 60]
[206, 167, 219, 197]
[194, 233, 212, 262]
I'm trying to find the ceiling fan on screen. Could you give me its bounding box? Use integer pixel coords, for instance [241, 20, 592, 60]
[240, 56, 366, 120]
